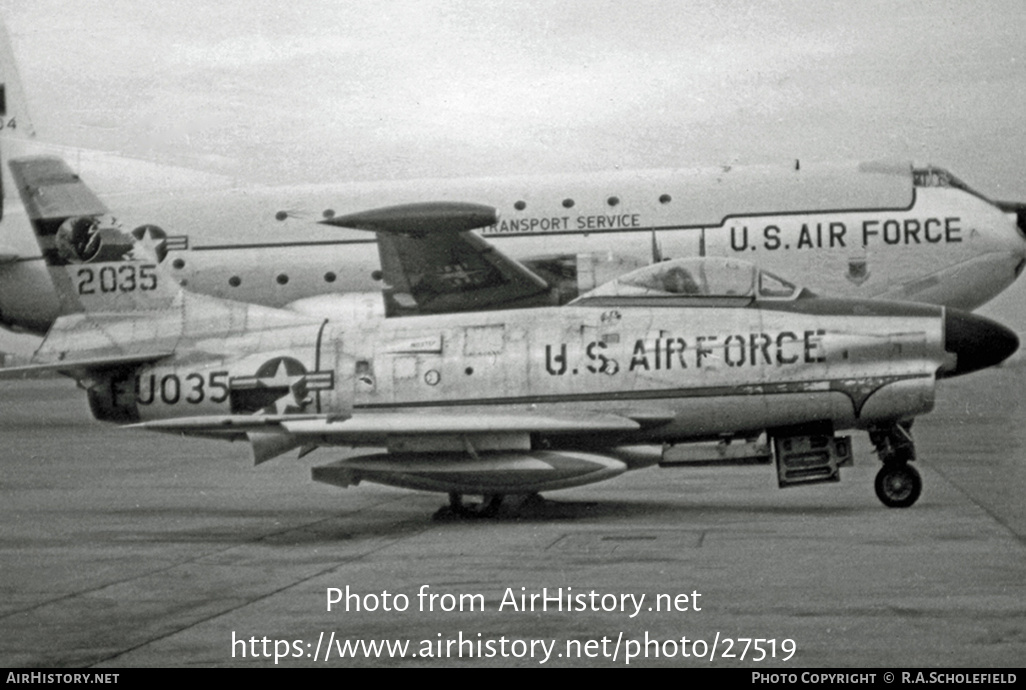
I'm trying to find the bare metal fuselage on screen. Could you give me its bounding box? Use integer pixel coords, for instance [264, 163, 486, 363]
[80, 294, 947, 447]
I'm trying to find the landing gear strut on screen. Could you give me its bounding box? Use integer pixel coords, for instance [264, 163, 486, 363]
[869, 422, 922, 508]
[447, 492, 504, 518]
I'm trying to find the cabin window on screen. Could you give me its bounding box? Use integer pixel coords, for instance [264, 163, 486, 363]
[912, 166, 988, 201]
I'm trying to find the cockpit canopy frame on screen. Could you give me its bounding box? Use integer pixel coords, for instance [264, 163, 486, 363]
[576, 256, 804, 306]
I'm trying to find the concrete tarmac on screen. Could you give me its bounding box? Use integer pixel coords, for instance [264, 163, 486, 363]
[0, 368, 1024, 668]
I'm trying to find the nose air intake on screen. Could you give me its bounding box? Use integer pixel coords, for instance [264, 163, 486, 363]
[943, 309, 1019, 377]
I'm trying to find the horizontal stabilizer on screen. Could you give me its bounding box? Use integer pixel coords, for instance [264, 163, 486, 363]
[0, 350, 172, 379]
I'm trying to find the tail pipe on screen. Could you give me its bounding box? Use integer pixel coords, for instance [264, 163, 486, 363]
[942, 308, 1018, 377]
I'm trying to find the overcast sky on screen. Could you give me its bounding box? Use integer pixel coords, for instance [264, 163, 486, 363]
[4, 1, 1026, 196]
[1, 1, 1025, 352]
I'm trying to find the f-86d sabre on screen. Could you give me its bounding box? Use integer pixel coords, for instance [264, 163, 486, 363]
[2, 156, 1017, 515]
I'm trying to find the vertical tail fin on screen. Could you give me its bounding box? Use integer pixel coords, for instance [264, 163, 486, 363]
[0, 20, 35, 142]
[8, 155, 179, 315]
[0, 19, 37, 212]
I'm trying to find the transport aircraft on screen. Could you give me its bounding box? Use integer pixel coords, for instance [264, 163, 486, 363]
[0, 24, 1023, 334]
[0, 155, 1016, 515]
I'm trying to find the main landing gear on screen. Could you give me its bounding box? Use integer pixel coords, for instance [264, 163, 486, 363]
[447, 492, 504, 518]
[869, 422, 922, 508]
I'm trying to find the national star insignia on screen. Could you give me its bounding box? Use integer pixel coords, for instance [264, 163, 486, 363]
[259, 360, 313, 414]
[130, 226, 168, 263]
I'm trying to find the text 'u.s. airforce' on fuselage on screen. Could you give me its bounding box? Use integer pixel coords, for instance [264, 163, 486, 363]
[1, 155, 1016, 516]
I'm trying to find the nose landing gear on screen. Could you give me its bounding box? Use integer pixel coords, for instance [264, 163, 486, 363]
[869, 422, 923, 508]
[874, 462, 922, 508]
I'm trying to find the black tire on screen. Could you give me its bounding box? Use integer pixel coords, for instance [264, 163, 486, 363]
[874, 464, 922, 508]
[448, 492, 504, 518]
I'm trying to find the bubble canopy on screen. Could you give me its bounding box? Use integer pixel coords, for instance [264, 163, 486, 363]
[577, 257, 804, 303]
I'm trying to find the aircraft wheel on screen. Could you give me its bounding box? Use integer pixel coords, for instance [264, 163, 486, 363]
[874, 463, 922, 508]
[448, 492, 504, 518]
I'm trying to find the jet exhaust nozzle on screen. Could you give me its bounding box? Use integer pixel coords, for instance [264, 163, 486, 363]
[942, 309, 1019, 377]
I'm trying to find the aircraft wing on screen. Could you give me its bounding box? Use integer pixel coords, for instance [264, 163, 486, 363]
[132, 410, 642, 436]
[321, 202, 554, 316]
[130, 410, 645, 464]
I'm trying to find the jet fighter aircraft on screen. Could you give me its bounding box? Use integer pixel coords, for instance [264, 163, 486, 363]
[1, 155, 1018, 515]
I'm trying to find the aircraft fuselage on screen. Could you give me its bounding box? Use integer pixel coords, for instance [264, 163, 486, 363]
[107, 296, 953, 446]
[1, 160, 1022, 334]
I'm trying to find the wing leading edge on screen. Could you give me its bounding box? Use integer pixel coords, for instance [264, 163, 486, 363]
[130, 410, 646, 464]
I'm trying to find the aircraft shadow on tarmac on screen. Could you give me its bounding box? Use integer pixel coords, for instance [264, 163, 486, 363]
[434, 494, 872, 523]
[80, 491, 872, 546]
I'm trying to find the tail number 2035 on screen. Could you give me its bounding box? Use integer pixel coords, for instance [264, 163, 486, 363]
[76, 264, 158, 295]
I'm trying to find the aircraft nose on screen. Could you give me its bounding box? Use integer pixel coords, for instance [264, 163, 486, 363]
[996, 200, 1026, 239]
[994, 201, 1026, 262]
[1007, 211, 1026, 265]
[943, 309, 1019, 377]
